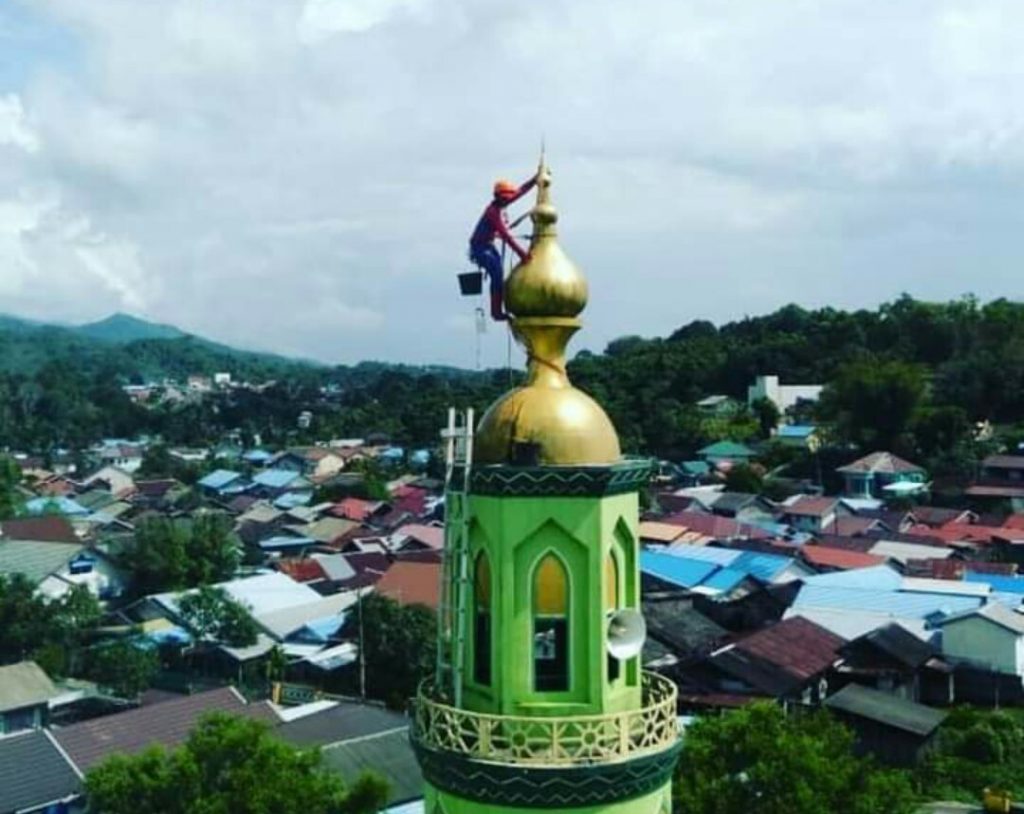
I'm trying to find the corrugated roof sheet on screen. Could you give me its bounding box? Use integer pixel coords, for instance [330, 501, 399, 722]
[661, 544, 740, 566]
[964, 573, 1024, 594]
[792, 584, 982, 618]
[276, 702, 408, 747]
[52, 687, 278, 771]
[197, 469, 243, 489]
[321, 728, 422, 805]
[837, 451, 924, 475]
[640, 550, 718, 589]
[801, 546, 885, 570]
[0, 539, 82, 583]
[825, 683, 946, 736]
[0, 661, 58, 713]
[375, 561, 441, 609]
[253, 469, 305, 489]
[0, 730, 81, 813]
[0, 516, 78, 543]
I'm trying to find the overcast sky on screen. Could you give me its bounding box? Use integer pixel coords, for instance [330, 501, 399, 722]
[2, 1, 1023, 367]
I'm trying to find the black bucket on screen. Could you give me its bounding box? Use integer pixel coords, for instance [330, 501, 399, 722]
[458, 271, 483, 296]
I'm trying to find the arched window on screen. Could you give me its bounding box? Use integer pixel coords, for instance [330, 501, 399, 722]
[473, 552, 492, 686]
[533, 553, 569, 692]
[605, 551, 622, 683]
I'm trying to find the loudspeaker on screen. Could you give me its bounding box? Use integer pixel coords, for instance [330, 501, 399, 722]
[606, 608, 647, 660]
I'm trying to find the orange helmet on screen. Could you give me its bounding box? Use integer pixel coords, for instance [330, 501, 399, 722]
[493, 179, 518, 200]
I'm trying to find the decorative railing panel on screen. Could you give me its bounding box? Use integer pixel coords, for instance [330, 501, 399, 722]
[412, 671, 678, 767]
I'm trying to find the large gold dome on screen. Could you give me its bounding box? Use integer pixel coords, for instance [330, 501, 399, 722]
[474, 162, 621, 467]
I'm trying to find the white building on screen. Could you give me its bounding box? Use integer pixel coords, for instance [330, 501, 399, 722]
[747, 374, 823, 413]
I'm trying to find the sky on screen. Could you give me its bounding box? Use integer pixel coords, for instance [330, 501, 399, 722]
[2, 1, 1024, 368]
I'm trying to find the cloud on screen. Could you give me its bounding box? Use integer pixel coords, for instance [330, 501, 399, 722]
[1, 0, 1023, 365]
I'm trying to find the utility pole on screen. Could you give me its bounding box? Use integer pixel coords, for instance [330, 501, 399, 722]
[358, 588, 366, 701]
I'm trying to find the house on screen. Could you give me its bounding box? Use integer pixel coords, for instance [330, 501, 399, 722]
[836, 452, 927, 499]
[697, 441, 756, 467]
[824, 683, 946, 767]
[780, 495, 844, 533]
[275, 701, 423, 811]
[132, 478, 188, 509]
[95, 442, 144, 473]
[834, 623, 954, 705]
[642, 597, 729, 665]
[389, 523, 444, 552]
[0, 537, 85, 586]
[639, 521, 687, 546]
[695, 616, 844, 703]
[272, 447, 346, 481]
[330, 497, 385, 523]
[23, 496, 89, 517]
[936, 603, 1024, 677]
[775, 424, 820, 451]
[51, 686, 278, 772]
[374, 561, 441, 609]
[747, 374, 823, 414]
[708, 492, 776, 524]
[0, 516, 78, 543]
[0, 730, 81, 814]
[197, 469, 248, 497]
[968, 454, 1024, 504]
[251, 469, 312, 498]
[696, 394, 740, 416]
[81, 464, 136, 497]
[800, 545, 885, 572]
[0, 662, 58, 735]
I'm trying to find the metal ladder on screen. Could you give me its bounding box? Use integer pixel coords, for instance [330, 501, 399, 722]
[436, 407, 474, 707]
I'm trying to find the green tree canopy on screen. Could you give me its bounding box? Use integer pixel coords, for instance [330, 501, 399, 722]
[342, 594, 435, 709]
[673, 702, 919, 814]
[0, 455, 21, 519]
[85, 639, 159, 699]
[178, 585, 258, 648]
[84, 713, 389, 814]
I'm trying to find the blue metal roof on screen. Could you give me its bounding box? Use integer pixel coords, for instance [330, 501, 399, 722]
[700, 567, 748, 593]
[965, 573, 1024, 595]
[792, 584, 983, 618]
[778, 425, 816, 438]
[731, 551, 795, 582]
[640, 550, 718, 589]
[253, 468, 302, 488]
[24, 496, 89, 516]
[273, 491, 312, 509]
[804, 565, 904, 591]
[663, 545, 740, 566]
[259, 535, 315, 550]
[242, 449, 274, 463]
[198, 469, 243, 490]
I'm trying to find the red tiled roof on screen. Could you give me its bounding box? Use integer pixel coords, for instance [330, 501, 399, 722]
[52, 687, 278, 771]
[275, 558, 329, 583]
[374, 561, 441, 609]
[822, 516, 879, 536]
[784, 496, 838, 518]
[907, 523, 1006, 545]
[0, 516, 78, 543]
[734, 616, 845, 680]
[329, 498, 382, 522]
[661, 511, 771, 541]
[393, 523, 444, 551]
[1004, 514, 1024, 530]
[801, 546, 885, 571]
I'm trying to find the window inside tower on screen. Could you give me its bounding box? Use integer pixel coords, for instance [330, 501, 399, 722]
[474, 551, 492, 686]
[533, 553, 569, 692]
[605, 552, 621, 684]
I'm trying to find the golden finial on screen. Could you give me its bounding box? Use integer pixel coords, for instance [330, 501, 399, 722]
[474, 157, 620, 466]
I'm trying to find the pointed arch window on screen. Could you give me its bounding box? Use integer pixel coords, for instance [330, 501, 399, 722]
[605, 551, 622, 683]
[473, 552, 492, 686]
[533, 553, 569, 692]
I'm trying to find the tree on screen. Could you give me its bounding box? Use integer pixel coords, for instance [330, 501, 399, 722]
[817, 359, 926, 453]
[119, 515, 239, 596]
[84, 713, 389, 814]
[0, 455, 21, 519]
[723, 463, 764, 494]
[342, 594, 435, 709]
[673, 702, 919, 814]
[0, 576, 101, 674]
[751, 397, 781, 439]
[178, 586, 258, 648]
[86, 640, 159, 698]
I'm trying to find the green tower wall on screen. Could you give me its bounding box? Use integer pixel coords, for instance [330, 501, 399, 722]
[425, 783, 673, 814]
[457, 491, 643, 717]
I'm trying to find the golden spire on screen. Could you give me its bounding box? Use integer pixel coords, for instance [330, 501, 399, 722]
[474, 156, 621, 466]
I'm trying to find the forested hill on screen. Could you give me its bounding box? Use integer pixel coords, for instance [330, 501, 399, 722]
[0, 312, 311, 381]
[1, 295, 1023, 457]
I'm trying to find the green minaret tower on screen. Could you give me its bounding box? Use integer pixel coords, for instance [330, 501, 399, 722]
[411, 162, 680, 813]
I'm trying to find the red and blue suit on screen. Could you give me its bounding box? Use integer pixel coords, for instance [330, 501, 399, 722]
[468, 177, 535, 320]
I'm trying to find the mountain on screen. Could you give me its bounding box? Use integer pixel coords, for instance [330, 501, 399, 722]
[74, 313, 187, 343]
[0, 312, 314, 380]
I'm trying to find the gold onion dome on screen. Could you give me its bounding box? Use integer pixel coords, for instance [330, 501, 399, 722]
[475, 161, 621, 466]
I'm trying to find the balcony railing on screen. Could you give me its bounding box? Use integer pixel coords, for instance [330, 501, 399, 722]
[412, 671, 679, 767]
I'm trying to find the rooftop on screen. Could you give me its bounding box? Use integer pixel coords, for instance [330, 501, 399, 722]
[825, 683, 946, 736]
[837, 451, 924, 475]
[52, 686, 278, 771]
[0, 661, 58, 713]
[0, 730, 81, 814]
[375, 561, 441, 609]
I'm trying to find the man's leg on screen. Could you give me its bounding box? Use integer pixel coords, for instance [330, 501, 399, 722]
[482, 247, 506, 321]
